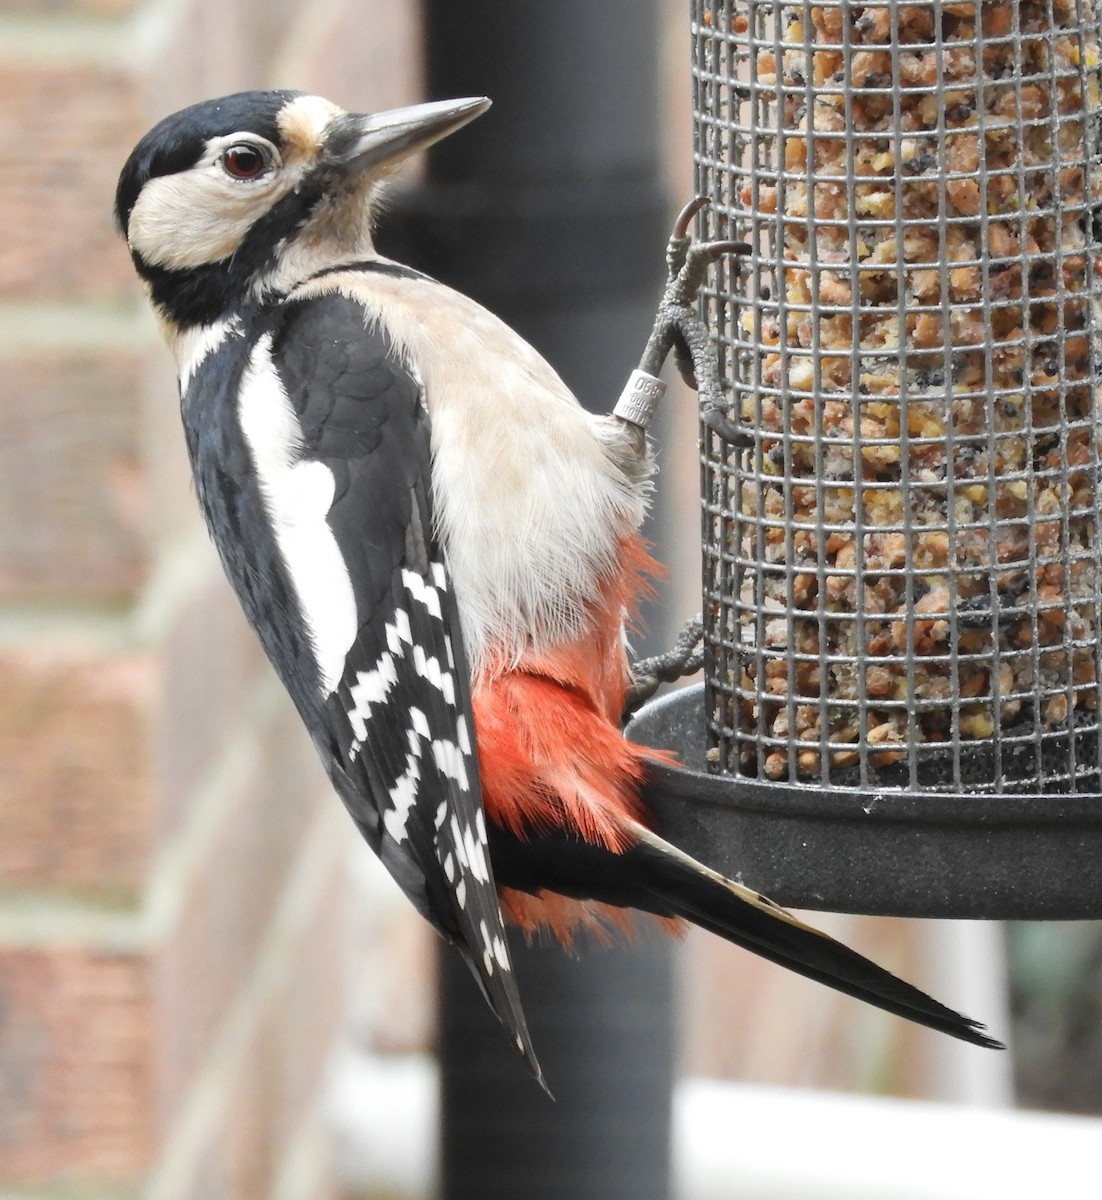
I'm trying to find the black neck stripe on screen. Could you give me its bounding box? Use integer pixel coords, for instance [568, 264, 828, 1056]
[306, 259, 433, 285]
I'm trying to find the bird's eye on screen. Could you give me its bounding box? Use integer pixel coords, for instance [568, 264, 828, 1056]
[221, 143, 271, 180]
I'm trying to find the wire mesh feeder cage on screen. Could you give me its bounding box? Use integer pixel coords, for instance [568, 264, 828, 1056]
[628, 0, 1102, 917]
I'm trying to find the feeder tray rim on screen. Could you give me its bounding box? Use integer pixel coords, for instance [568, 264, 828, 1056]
[623, 685, 1102, 919]
[626, 684, 1102, 823]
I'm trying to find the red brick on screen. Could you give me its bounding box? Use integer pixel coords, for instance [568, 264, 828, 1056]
[151, 698, 332, 1128]
[240, 0, 311, 81]
[154, 562, 269, 843]
[0, 947, 155, 1184]
[165, 829, 346, 1200]
[229, 866, 345, 1197]
[140, 0, 285, 120]
[290, 0, 422, 112]
[142, 351, 207, 549]
[0, 642, 155, 895]
[136, 0, 420, 135]
[0, 703, 337, 1186]
[0, 568, 277, 897]
[0, 0, 143, 11]
[0, 351, 151, 602]
[0, 66, 145, 302]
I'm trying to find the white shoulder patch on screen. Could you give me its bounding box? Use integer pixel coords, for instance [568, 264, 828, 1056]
[236, 333, 358, 694]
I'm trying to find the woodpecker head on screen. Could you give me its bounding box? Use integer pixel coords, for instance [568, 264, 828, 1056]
[116, 90, 490, 329]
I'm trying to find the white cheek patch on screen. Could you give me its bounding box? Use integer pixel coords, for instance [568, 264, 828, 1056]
[127, 143, 302, 271]
[236, 334, 358, 693]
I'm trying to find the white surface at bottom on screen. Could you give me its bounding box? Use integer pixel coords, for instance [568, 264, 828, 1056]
[329, 1053, 1102, 1200]
[675, 1079, 1102, 1200]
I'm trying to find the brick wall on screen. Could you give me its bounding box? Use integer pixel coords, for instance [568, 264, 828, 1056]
[0, 2, 422, 1196]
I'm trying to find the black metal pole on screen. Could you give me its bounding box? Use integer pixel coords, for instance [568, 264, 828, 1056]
[376, 3, 675, 1197]
[438, 934, 674, 1200]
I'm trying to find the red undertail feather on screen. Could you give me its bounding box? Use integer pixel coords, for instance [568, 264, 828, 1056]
[474, 670, 651, 850]
[472, 534, 679, 944]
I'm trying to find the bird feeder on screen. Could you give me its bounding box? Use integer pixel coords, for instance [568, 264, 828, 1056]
[628, 0, 1102, 918]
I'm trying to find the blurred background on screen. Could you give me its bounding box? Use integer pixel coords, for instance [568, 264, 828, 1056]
[0, 0, 1100, 1197]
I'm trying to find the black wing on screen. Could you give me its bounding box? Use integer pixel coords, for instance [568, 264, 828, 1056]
[258, 289, 542, 1082]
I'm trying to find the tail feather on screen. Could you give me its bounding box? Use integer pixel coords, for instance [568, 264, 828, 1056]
[486, 813, 1002, 1050]
[453, 938, 552, 1095]
[623, 818, 1002, 1049]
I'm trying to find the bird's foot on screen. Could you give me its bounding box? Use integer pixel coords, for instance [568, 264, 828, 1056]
[623, 615, 705, 719]
[618, 198, 751, 447]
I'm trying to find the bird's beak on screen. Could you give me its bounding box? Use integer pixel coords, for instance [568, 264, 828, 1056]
[328, 96, 491, 174]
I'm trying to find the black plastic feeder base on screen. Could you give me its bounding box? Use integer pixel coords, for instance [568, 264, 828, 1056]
[625, 684, 1102, 920]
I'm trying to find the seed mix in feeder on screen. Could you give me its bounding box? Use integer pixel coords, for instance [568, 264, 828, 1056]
[718, 0, 1102, 783]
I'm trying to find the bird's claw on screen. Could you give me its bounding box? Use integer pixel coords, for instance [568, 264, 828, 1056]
[665, 196, 711, 278]
[634, 199, 752, 447]
[672, 196, 710, 241]
[623, 616, 705, 718]
[665, 200, 750, 305]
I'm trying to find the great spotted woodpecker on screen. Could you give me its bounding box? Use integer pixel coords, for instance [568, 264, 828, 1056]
[116, 91, 999, 1085]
